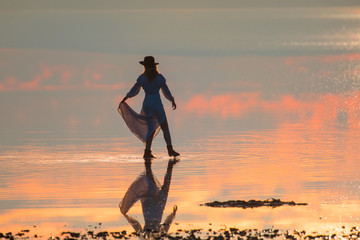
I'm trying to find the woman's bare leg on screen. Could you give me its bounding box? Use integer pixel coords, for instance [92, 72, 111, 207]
[162, 119, 179, 156]
[145, 132, 155, 150]
[144, 132, 155, 159]
[161, 119, 172, 146]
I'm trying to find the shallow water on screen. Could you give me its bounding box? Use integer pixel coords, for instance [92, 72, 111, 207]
[2, 4, 360, 239]
[0, 123, 359, 238]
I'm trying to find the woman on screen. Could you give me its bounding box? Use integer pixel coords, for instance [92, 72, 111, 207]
[119, 56, 180, 159]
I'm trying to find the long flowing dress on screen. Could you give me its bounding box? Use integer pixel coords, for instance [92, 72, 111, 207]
[118, 74, 175, 143]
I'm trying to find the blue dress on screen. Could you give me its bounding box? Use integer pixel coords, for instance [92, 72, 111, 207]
[118, 74, 174, 143]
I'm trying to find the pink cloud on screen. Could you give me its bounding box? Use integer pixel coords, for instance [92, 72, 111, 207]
[42, 66, 52, 78]
[261, 94, 303, 114]
[6, 77, 17, 85]
[0, 76, 20, 91]
[61, 70, 72, 84]
[92, 73, 102, 80]
[185, 92, 261, 119]
[84, 79, 124, 91]
[185, 91, 360, 128]
[20, 76, 42, 90]
[0, 64, 125, 92]
[17, 66, 53, 91]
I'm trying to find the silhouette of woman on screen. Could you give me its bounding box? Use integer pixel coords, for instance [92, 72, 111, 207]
[119, 56, 180, 159]
[119, 159, 178, 238]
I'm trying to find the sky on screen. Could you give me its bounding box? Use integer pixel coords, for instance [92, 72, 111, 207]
[1, 0, 360, 145]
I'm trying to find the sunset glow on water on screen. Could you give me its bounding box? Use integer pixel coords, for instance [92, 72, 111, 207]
[1, 1, 360, 239]
[1, 123, 359, 238]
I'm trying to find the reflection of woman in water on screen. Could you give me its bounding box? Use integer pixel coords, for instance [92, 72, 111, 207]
[119, 56, 180, 159]
[119, 159, 178, 238]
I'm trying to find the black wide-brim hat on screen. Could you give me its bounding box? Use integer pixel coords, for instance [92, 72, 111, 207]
[139, 56, 159, 66]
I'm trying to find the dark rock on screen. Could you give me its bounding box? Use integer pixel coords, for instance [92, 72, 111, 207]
[246, 237, 258, 240]
[213, 235, 224, 240]
[61, 232, 81, 238]
[110, 232, 123, 239]
[202, 199, 308, 209]
[238, 230, 247, 237]
[4, 232, 14, 240]
[96, 231, 109, 238]
[87, 231, 94, 237]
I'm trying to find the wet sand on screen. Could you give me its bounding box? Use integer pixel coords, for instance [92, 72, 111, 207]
[1, 225, 359, 240]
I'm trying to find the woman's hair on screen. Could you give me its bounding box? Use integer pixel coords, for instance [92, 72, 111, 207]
[143, 65, 158, 82]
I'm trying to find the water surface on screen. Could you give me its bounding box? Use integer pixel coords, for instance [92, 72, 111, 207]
[1, 3, 360, 239]
[0, 123, 359, 238]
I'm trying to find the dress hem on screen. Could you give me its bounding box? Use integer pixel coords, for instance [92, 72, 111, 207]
[118, 102, 162, 144]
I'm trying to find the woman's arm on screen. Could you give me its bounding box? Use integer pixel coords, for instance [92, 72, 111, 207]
[160, 75, 176, 109]
[121, 79, 141, 103]
[126, 81, 141, 98]
[119, 80, 141, 108]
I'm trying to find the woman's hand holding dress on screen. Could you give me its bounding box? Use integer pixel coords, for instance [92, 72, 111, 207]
[118, 97, 128, 109]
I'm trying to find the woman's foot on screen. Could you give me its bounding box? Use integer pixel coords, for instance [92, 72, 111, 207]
[143, 149, 155, 159]
[167, 145, 180, 157]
